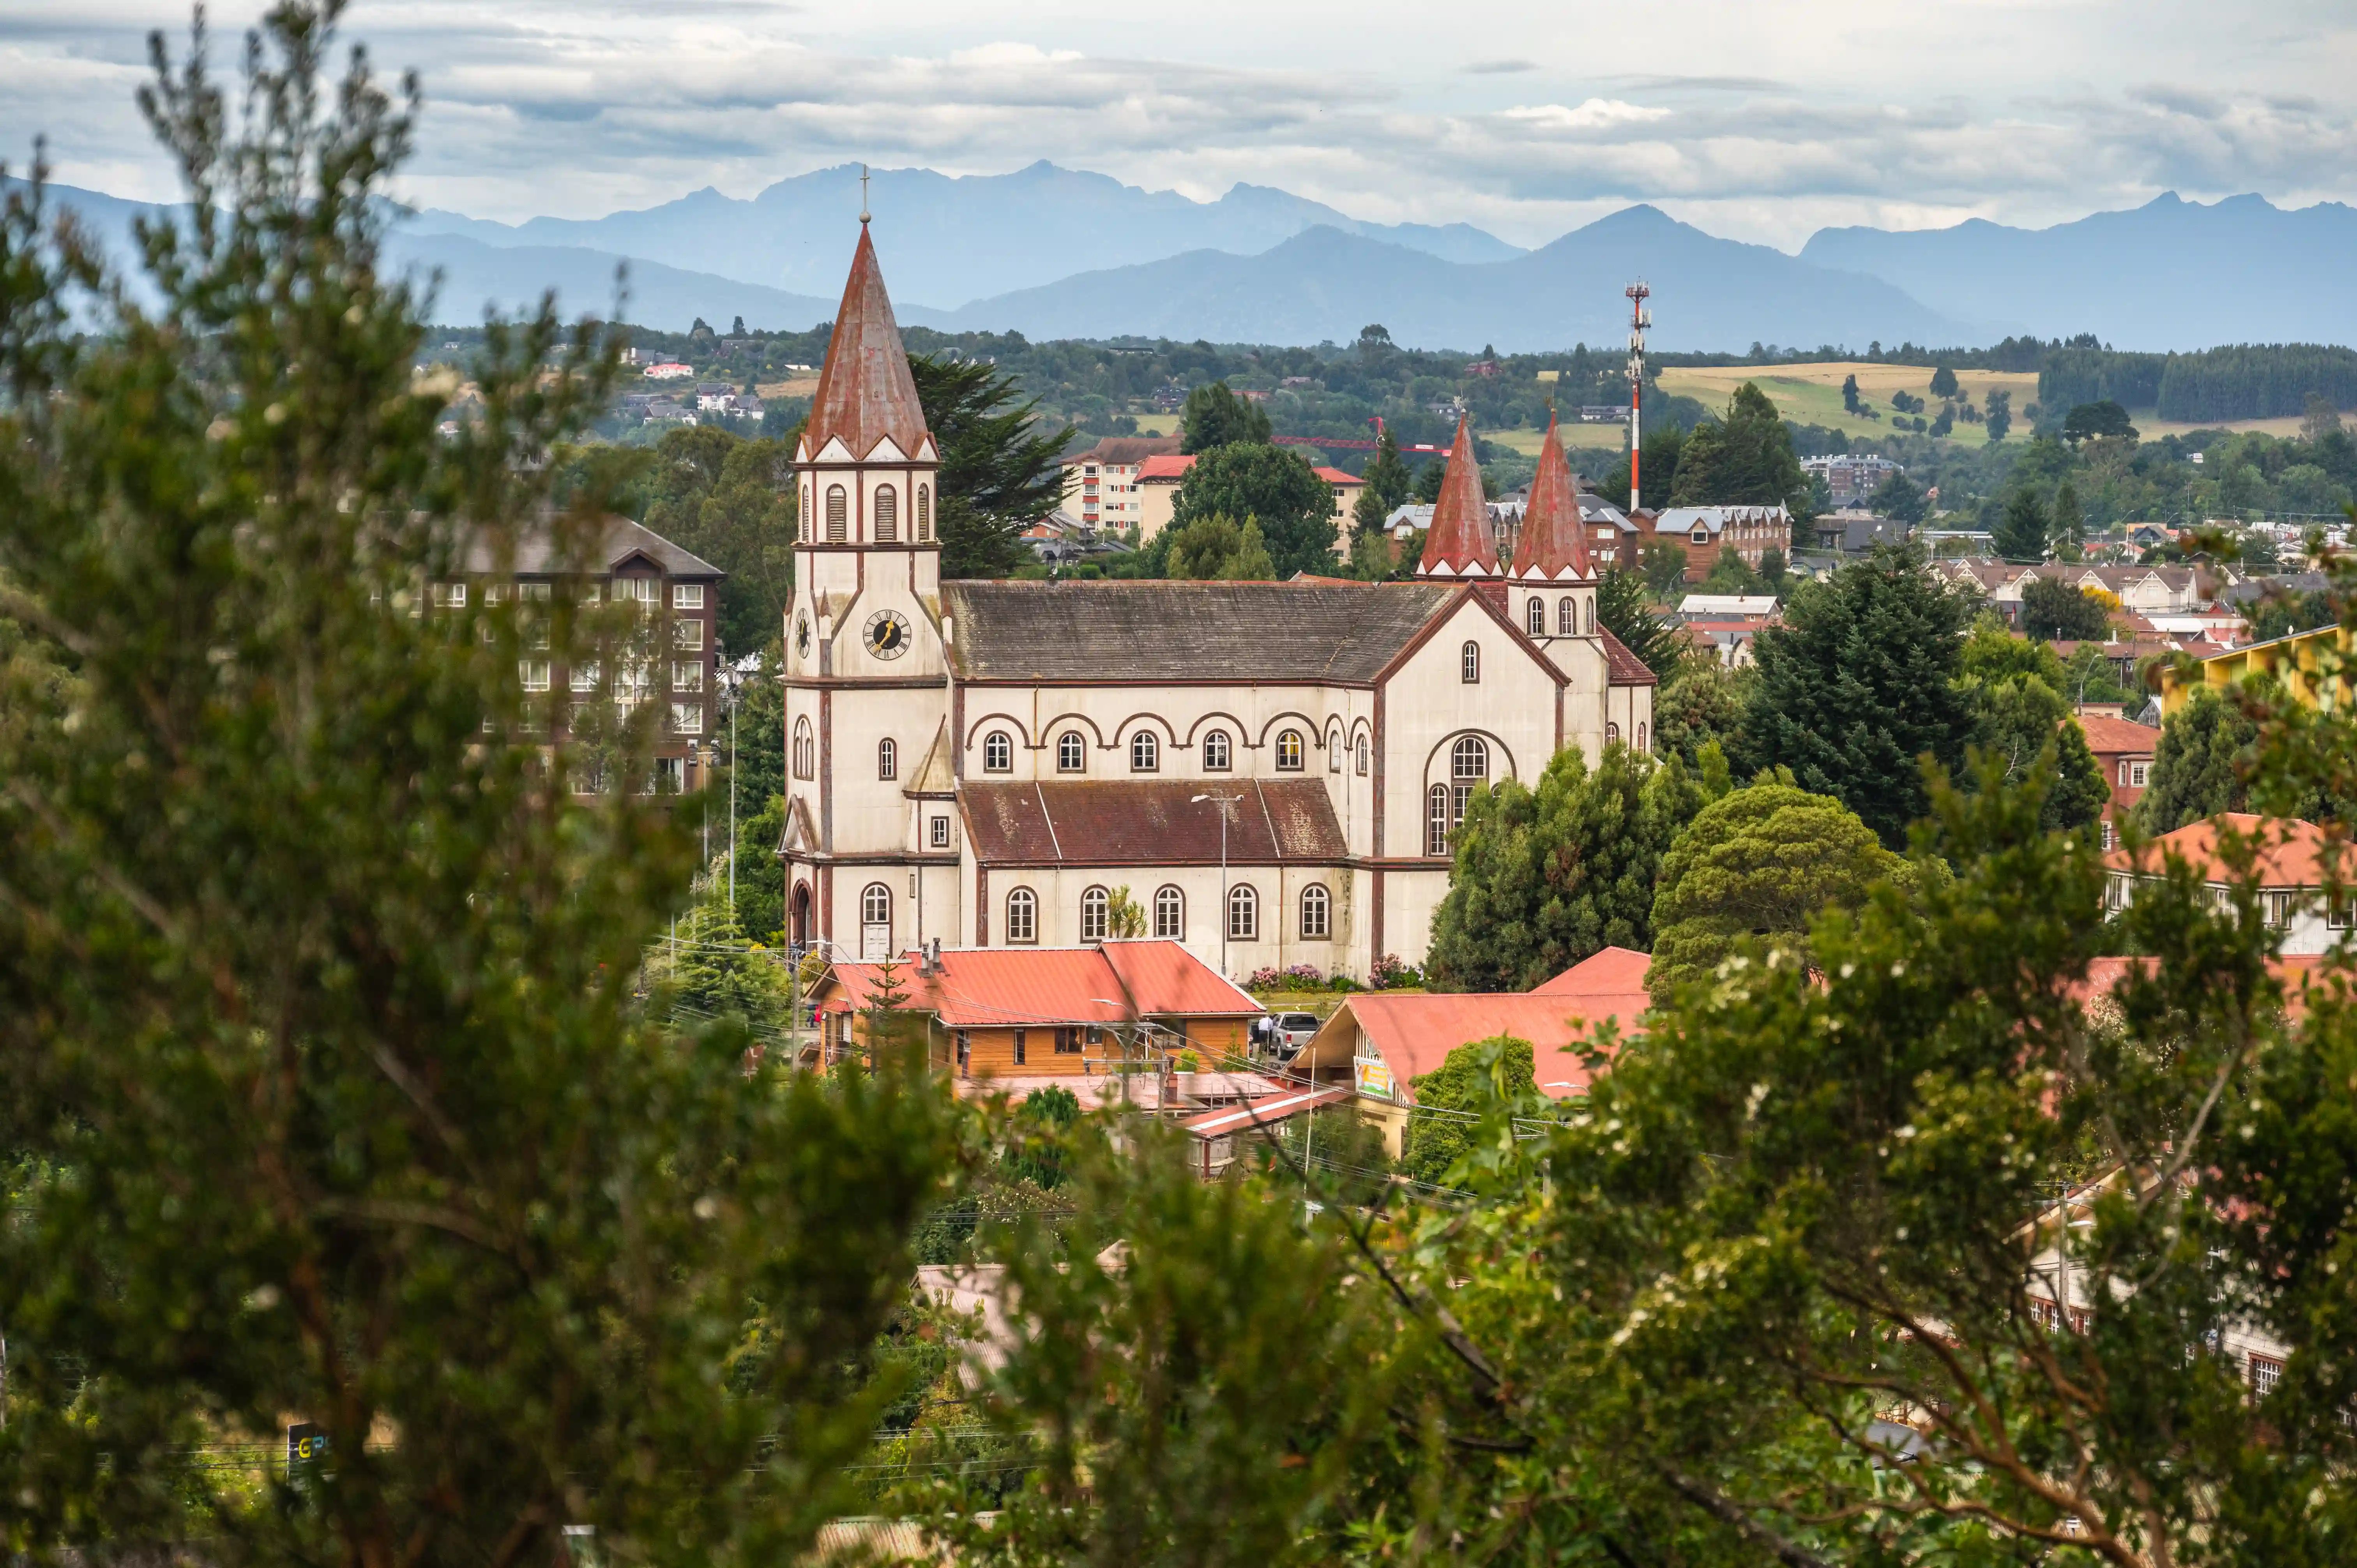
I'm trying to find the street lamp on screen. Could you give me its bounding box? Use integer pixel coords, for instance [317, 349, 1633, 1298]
[1191, 791, 1245, 979]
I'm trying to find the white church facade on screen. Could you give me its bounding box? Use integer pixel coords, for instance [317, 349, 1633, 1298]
[779, 223, 1656, 981]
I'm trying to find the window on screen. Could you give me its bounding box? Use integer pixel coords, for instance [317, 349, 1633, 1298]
[1451, 736, 1489, 782]
[1356, 734, 1369, 775]
[2102, 819, 2117, 851]
[1636, 722, 1648, 753]
[874, 484, 898, 543]
[825, 484, 848, 542]
[2331, 893, 2353, 931]
[1300, 883, 1331, 939]
[1276, 729, 1304, 771]
[1526, 596, 1545, 635]
[1227, 883, 1258, 941]
[1081, 886, 1110, 943]
[1605, 722, 1620, 743]
[431, 582, 467, 609]
[572, 660, 601, 694]
[518, 660, 551, 692]
[2264, 890, 2295, 929]
[878, 738, 898, 780]
[1328, 730, 1343, 772]
[2250, 1354, 2284, 1396]
[1559, 596, 1576, 634]
[1428, 784, 1451, 857]
[671, 702, 704, 735]
[1012, 1029, 1026, 1066]
[1691, 528, 1709, 546]
[1058, 732, 1085, 772]
[615, 577, 657, 606]
[1461, 640, 1481, 683]
[931, 815, 951, 848]
[917, 485, 932, 540]
[484, 583, 511, 606]
[1005, 887, 1037, 943]
[984, 730, 1013, 773]
[1203, 729, 1232, 770]
[673, 618, 704, 650]
[1130, 730, 1159, 772]
[672, 661, 703, 693]
[673, 583, 704, 609]
[1154, 885, 1184, 939]
[1054, 1026, 1083, 1054]
[2129, 761, 2150, 788]
[793, 717, 815, 779]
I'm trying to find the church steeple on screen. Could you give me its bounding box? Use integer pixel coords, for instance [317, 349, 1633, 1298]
[1416, 416, 1498, 578]
[799, 224, 934, 468]
[1508, 412, 1594, 583]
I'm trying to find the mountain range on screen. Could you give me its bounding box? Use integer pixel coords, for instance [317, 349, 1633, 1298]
[18, 165, 2357, 352]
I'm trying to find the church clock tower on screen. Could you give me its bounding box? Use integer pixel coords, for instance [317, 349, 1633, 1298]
[779, 217, 956, 962]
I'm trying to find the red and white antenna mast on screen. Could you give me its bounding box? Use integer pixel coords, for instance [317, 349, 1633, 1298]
[1626, 281, 1652, 512]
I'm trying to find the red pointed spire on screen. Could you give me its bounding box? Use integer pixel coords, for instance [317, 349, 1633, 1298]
[803, 225, 932, 463]
[1417, 417, 1497, 577]
[1509, 411, 1594, 581]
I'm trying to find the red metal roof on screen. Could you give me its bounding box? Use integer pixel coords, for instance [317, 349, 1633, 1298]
[1417, 417, 1499, 577]
[2102, 813, 2344, 888]
[1529, 945, 1653, 1012]
[1313, 466, 1364, 486]
[1508, 413, 1594, 581]
[960, 780, 1349, 865]
[1302, 994, 1622, 1102]
[1182, 1085, 1353, 1139]
[802, 224, 932, 463]
[815, 940, 1262, 1026]
[1136, 453, 1197, 482]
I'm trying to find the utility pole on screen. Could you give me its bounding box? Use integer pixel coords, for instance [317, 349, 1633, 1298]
[1626, 281, 1652, 512]
[1191, 791, 1246, 978]
[727, 675, 739, 914]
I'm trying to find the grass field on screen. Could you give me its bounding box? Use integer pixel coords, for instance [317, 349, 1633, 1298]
[1485, 422, 1627, 458]
[1655, 362, 2040, 446]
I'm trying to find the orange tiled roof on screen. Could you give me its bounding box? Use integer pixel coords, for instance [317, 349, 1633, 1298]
[1310, 994, 1621, 1102]
[2102, 813, 2346, 888]
[1137, 453, 1197, 482]
[2075, 714, 2161, 755]
[816, 940, 1262, 1027]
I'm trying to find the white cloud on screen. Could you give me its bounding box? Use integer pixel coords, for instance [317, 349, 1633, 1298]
[1502, 99, 1673, 132]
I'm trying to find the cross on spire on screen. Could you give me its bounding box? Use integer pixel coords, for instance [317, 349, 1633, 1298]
[859, 164, 871, 225]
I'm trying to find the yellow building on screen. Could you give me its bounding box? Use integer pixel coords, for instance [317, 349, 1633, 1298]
[2157, 623, 2352, 719]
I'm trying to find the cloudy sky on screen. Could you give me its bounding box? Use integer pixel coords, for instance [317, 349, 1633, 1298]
[4, 0, 2354, 249]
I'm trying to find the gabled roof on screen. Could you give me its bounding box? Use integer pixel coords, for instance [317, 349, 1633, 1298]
[1529, 945, 1653, 1012]
[814, 940, 1261, 1026]
[1297, 995, 1618, 1102]
[1417, 417, 1499, 578]
[1509, 413, 1593, 581]
[1062, 436, 1182, 468]
[462, 514, 723, 579]
[961, 780, 1348, 865]
[1598, 627, 1659, 686]
[2075, 714, 2160, 755]
[941, 579, 1460, 683]
[801, 224, 932, 463]
[2103, 813, 2344, 888]
[1137, 453, 1197, 482]
[906, 719, 956, 796]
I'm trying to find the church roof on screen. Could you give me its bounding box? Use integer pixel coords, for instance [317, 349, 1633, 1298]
[1417, 417, 1498, 577]
[1509, 413, 1592, 581]
[942, 580, 1461, 685]
[802, 224, 931, 462]
[961, 780, 1349, 866]
[1598, 627, 1660, 686]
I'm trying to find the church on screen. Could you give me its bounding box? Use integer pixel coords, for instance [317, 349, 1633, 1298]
[779, 222, 1656, 981]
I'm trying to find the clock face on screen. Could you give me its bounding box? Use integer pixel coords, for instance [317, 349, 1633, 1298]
[795, 616, 811, 659]
[864, 608, 911, 660]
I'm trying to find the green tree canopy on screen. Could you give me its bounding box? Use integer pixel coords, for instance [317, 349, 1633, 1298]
[1163, 512, 1273, 580]
[1645, 782, 1906, 993]
[0, 11, 958, 1564]
[1596, 567, 1685, 678]
[1956, 673, 2110, 833]
[1993, 485, 2051, 561]
[1178, 380, 1273, 453]
[1867, 468, 1927, 523]
[1665, 383, 1811, 516]
[1640, 537, 1692, 598]
[2138, 683, 2258, 831]
[1654, 662, 1748, 770]
[2062, 398, 2138, 444]
[1929, 364, 1960, 397]
[1348, 423, 1411, 535]
[1399, 1035, 1539, 1187]
[908, 351, 1072, 577]
[1736, 544, 1979, 847]
[1426, 744, 1710, 993]
[627, 427, 796, 657]
[1169, 442, 1336, 578]
[1984, 386, 2014, 441]
[2019, 573, 2111, 639]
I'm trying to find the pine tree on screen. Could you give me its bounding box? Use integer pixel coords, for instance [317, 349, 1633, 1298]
[1596, 568, 1685, 676]
[2138, 685, 2257, 832]
[1993, 487, 2051, 562]
[1179, 381, 1273, 453]
[908, 352, 1072, 578]
[1668, 383, 1811, 516]
[1351, 423, 1412, 536]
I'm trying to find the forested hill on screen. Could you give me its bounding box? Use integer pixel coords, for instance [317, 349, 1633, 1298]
[2038, 345, 2357, 423]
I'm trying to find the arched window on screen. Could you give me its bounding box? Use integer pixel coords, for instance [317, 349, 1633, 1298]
[1130, 730, 1159, 772]
[983, 730, 1013, 772]
[1300, 883, 1331, 940]
[1356, 734, 1369, 775]
[1637, 722, 1649, 753]
[1526, 596, 1545, 635]
[1426, 785, 1451, 857]
[862, 882, 892, 924]
[1327, 729, 1343, 772]
[1558, 595, 1576, 634]
[1275, 729, 1304, 771]
[793, 717, 815, 779]
[1057, 732, 1085, 772]
[1452, 736, 1489, 782]
[825, 484, 848, 542]
[917, 485, 933, 540]
[873, 484, 898, 543]
[1153, 885, 1184, 939]
[860, 882, 892, 959]
[878, 737, 897, 780]
[1461, 641, 1482, 683]
[1080, 886, 1110, 943]
[1227, 884, 1258, 941]
[1004, 886, 1037, 944]
[1203, 729, 1232, 770]
[1605, 722, 1621, 744]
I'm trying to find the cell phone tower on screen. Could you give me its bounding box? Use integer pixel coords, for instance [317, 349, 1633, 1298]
[1626, 281, 1652, 511]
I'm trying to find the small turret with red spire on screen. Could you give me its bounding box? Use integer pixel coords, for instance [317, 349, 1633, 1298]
[1415, 417, 1498, 579]
[1507, 412, 1594, 583]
